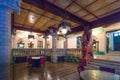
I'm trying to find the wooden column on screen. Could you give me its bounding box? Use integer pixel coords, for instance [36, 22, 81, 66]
[43, 35, 48, 49]
[64, 35, 68, 54]
[80, 26, 93, 66]
[65, 35, 68, 49]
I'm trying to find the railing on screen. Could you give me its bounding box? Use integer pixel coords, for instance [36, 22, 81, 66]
[12, 48, 46, 57]
[67, 48, 82, 57]
[12, 48, 82, 57]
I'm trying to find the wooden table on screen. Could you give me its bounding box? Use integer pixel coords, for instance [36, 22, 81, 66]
[80, 70, 120, 80]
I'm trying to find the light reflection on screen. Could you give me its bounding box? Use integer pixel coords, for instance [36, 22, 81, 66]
[44, 71, 53, 80]
[94, 55, 96, 59]
[29, 14, 35, 23]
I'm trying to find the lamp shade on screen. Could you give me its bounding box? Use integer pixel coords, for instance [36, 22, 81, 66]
[58, 21, 71, 34]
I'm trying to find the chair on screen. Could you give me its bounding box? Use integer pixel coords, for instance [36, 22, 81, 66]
[39, 57, 45, 64]
[99, 67, 115, 73]
[15, 56, 27, 63]
[28, 57, 41, 68]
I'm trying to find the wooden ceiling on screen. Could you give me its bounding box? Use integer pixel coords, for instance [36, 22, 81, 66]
[48, 0, 120, 21]
[14, 0, 120, 33]
[14, 2, 79, 32]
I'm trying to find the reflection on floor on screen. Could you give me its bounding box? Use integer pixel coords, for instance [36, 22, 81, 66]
[12, 62, 79, 80]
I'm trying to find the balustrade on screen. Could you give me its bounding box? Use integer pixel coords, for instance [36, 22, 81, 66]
[12, 48, 81, 57]
[11, 48, 82, 63]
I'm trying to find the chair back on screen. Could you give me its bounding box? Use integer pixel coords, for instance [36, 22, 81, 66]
[99, 67, 115, 73]
[40, 57, 45, 64]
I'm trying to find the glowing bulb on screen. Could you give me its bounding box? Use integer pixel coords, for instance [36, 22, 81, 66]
[29, 38, 33, 42]
[61, 29, 67, 34]
[57, 31, 60, 34]
[41, 35, 43, 38]
[48, 35, 52, 38]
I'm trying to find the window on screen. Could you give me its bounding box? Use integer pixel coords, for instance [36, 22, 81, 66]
[106, 30, 120, 52]
[38, 41, 43, 48]
[77, 36, 82, 48]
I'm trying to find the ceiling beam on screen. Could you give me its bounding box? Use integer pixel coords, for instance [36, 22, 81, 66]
[91, 11, 120, 28]
[22, 0, 90, 25]
[71, 11, 120, 33]
[13, 25, 44, 33]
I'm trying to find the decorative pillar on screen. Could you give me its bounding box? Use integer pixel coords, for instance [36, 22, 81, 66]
[52, 34, 57, 51]
[80, 26, 93, 66]
[0, 0, 20, 80]
[64, 35, 68, 55]
[49, 28, 57, 63]
[43, 35, 48, 49]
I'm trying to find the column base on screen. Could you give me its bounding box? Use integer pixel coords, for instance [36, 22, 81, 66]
[51, 55, 58, 63]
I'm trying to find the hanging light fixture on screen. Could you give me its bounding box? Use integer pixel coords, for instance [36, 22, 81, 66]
[58, 21, 71, 35]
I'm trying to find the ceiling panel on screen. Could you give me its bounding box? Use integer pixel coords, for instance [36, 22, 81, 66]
[82, 14, 96, 21]
[14, 17, 25, 25]
[14, 9, 29, 25]
[93, 0, 120, 17]
[41, 20, 59, 30]
[66, 3, 81, 13]
[86, 0, 117, 12]
[54, 16, 63, 22]
[109, 0, 120, 10]
[75, 9, 89, 18]
[31, 6, 44, 14]
[76, 0, 96, 7]
[15, 9, 29, 18]
[44, 12, 55, 18]
[21, 2, 31, 9]
[54, 0, 72, 9]
[34, 16, 50, 28]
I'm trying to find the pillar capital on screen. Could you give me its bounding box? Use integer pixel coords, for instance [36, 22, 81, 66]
[43, 35, 48, 39]
[0, 0, 21, 12]
[49, 28, 57, 37]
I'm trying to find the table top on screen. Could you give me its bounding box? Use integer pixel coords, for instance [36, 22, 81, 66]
[31, 57, 41, 59]
[80, 70, 120, 80]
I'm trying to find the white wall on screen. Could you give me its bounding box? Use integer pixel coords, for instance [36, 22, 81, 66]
[11, 30, 52, 48]
[56, 32, 83, 49]
[12, 22, 120, 50]
[56, 22, 120, 52]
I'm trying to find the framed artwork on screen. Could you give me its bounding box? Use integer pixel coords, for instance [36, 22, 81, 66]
[17, 38, 24, 48]
[28, 42, 34, 48]
[77, 36, 82, 48]
[18, 42, 24, 48]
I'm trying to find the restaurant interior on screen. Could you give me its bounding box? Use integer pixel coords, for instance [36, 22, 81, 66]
[0, 0, 120, 80]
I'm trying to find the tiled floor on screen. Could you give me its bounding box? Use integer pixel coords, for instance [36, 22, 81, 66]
[11, 62, 79, 80]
